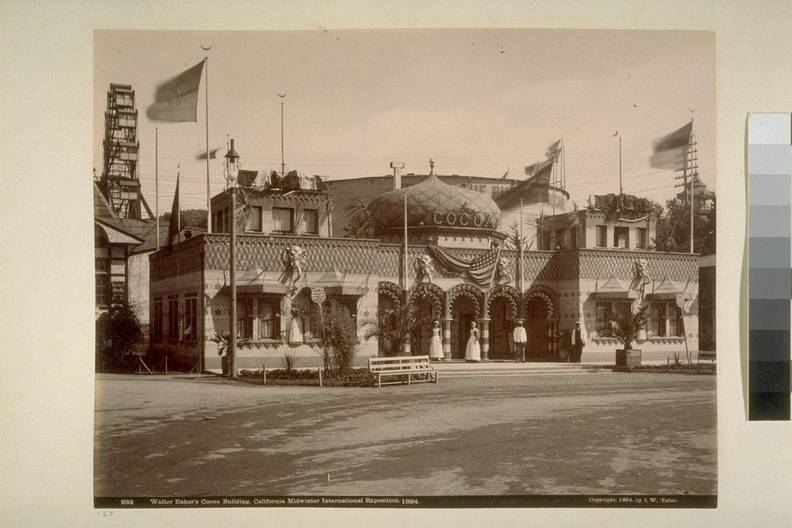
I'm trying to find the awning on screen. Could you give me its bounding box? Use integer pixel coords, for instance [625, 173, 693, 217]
[312, 268, 368, 297]
[591, 275, 631, 299]
[225, 268, 289, 295]
[646, 276, 680, 300]
[237, 283, 289, 295]
[95, 220, 144, 245]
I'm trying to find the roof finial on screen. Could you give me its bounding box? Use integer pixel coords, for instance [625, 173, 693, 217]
[429, 159, 435, 176]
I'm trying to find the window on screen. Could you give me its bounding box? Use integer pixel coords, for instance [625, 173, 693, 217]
[248, 206, 263, 232]
[648, 303, 683, 338]
[595, 302, 631, 337]
[96, 276, 110, 307]
[570, 227, 578, 248]
[650, 303, 667, 337]
[596, 225, 608, 247]
[258, 300, 278, 339]
[636, 228, 647, 249]
[614, 226, 629, 248]
[168, 297, 179, 340]
[237, 300, 252, 339]
[555, 229, 566, 249]
[184, 296, 197, 342]
[303, 209, 319, 235]
[272, 208, 293, 233]
[152, 299, 164, 341]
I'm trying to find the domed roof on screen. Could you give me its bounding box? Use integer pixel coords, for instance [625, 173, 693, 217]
[368, 173, 501, 232]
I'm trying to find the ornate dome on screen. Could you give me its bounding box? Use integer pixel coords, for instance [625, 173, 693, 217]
[367, 173, 501, 233]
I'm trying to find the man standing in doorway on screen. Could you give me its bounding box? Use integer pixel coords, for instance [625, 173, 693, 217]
[571, 321, 586, 363]
[513, 320, 527, 363]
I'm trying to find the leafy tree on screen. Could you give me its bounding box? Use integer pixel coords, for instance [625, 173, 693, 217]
[653, 198, 715, 255]
[96, 304, 145, 372]
[161, 209, 208, 229]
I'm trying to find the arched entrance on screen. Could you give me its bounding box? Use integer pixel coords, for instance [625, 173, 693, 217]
[410, 294, 441, 356]
[488, 294, 518, 360]
[450, 295, 480, 359]
[525, 296, 549, 360]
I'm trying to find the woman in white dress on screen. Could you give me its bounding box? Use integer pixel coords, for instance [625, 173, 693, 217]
[428, 320, 444, 360]
[465, 321, 481, 362]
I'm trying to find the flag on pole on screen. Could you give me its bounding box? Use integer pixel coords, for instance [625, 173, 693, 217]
[146, 60, 206, 122]
[650, 121, 693, 169]
[547, 139, 562, 159]
[167, 175, 181, 247]
[196, 147, 220, 160]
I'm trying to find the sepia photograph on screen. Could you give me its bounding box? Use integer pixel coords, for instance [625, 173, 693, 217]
[5, 1, 792, 527]
[93, 28, 717, 507]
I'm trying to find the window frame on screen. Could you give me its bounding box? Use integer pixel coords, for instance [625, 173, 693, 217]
[248, 205, 263, 233]
[302, 208, 319, 235]
[272, 207, 294, 234]
[167, 296, 180, 341]
[596, 225, 608, 247]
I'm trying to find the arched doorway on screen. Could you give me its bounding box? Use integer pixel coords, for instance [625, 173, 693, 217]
[489, 297, 515, 360]
[525, 296, 549, 360]
[450, 295, 479, 359]
[410, 295, 440, 356]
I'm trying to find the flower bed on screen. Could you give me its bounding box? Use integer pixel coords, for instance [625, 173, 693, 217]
[236, 368, 370, 387]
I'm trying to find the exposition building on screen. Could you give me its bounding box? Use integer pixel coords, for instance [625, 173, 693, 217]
[149, 159, 699, 371]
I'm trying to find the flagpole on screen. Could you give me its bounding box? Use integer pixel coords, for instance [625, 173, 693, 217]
[280, 94, 286, 178]
[689, 120, 695, 253]
[519, 199, 524, 292]
[202, 49, 212, 234]
[404, 192, 408, 290]
[177, 169, 181, 245]
[155, 128, 160, 251]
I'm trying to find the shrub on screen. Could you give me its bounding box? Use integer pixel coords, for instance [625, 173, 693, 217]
[317, 305, 359, 378]
[96, 304, 144, 372]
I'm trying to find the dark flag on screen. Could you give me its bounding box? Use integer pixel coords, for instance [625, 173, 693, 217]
[146, 60, 205, 122]
[196, 148, 220, 160]
[167, 175, 181, 247]
[650, 121, 693, 169]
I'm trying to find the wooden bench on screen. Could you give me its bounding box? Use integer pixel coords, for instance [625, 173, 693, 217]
[368, 355, 439, 388]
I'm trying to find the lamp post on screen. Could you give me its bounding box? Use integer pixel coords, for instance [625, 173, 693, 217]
[224, 139, 240, 379]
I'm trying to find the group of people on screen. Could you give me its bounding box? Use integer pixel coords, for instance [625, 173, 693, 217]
[426, 320, 586, 363]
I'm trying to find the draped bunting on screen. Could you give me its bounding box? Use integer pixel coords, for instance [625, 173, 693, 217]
[427, 244, 501, 287]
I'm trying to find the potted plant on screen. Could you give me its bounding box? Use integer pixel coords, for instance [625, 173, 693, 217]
[610, 304, 649, 369]
[210, 332, 251, 375]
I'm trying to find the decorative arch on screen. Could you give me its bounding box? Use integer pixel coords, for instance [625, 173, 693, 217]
[524, 285, 558, 319]
[378, 281, 404, 309]
[446, 283, 484, 318]
[488, 284, 520, 320]
[410, 282, 444, 317]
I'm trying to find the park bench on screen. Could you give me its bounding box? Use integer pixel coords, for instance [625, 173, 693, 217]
[368, 355, 439, 388]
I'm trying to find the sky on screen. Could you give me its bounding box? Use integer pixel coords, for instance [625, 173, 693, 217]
[94, 29, 716, 213]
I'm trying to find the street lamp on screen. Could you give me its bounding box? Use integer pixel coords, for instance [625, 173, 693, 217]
[224, 139, 240, 379]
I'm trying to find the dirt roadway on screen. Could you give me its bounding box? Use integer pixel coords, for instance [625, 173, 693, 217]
[94, 373, 716, 498]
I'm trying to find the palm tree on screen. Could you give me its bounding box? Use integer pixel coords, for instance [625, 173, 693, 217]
[344, 198, 376, 239]
[362, 303, 419, 357]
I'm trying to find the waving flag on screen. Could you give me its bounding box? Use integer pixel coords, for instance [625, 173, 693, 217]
[650, 121, 692, 169]
[167, 175, 181, 247]
[146, 60, 205, 122]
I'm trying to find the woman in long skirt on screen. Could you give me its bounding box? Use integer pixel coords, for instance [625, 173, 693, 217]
[428, 320, 444, 360]
[465, 321, 481, 362]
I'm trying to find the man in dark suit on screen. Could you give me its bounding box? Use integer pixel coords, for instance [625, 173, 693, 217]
[571, 321, 586, 363]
